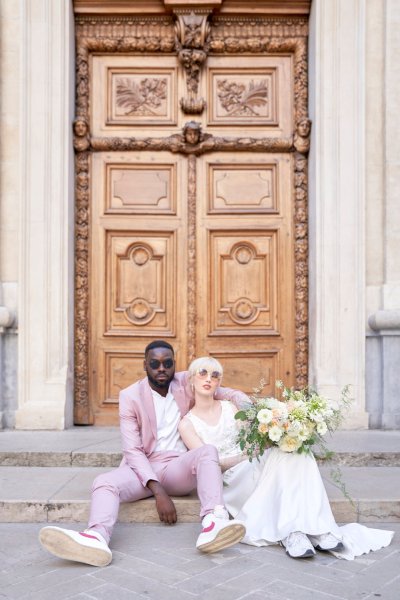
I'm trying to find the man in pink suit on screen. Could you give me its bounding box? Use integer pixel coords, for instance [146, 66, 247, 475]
[39, 340, 249, 566]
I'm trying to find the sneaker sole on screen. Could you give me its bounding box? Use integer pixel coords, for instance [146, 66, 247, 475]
[39, 528, 112, 567]
[314, 543, 345, 553]
[285, 548, 316, 559]
[197, 523, 246, 554]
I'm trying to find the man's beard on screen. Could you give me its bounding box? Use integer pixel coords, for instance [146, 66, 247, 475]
[147, 372, 174, 390]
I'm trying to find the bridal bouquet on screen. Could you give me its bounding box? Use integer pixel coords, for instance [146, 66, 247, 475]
[235, 381, 351, 461]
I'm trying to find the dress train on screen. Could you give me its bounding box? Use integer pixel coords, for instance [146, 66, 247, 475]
[186, 402, 394, 560]
[223, 448, 394, 560]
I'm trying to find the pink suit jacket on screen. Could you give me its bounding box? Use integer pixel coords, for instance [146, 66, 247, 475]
[118, 370, 250, 487]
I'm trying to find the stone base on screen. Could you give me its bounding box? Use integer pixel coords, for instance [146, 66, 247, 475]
[366, 331, 400, 429]
[15, 402, 68, 430]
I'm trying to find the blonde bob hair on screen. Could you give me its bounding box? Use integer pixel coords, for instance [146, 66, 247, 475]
[188, 356, 223, 380]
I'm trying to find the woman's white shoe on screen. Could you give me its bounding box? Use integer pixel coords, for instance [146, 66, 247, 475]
[281, 531, 316, 558]
[308, 532, 344, 552]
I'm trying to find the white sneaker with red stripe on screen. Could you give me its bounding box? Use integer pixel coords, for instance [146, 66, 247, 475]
[39, 526, 112, 567]
[196, 506, 246, 553]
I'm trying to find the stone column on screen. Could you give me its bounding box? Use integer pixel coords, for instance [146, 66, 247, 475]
[15, 0, 75, 429]
[308, 0, 369, 427]
[0, 0, 20, 428]
[366, 0, 400, 428]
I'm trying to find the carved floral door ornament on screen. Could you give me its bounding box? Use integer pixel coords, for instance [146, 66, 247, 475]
[73, 9, 310, 424]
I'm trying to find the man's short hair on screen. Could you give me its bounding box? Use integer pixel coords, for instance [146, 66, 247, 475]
[144, 340, 174, 357]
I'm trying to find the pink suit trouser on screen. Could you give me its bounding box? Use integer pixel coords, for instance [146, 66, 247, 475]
[88, 444, 224, 543]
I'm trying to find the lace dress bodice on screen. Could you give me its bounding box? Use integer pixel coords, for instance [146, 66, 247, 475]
[186, 401, 241, 459]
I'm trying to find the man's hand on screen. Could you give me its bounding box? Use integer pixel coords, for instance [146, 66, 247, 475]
[147, 480, 177, 525]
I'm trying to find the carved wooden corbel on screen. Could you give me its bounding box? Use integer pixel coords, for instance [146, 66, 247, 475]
[174, 12, 211, 114]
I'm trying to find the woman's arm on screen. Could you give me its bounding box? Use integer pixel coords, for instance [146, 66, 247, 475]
[179, 413, 247, 472]
[178, 416, 205, 450]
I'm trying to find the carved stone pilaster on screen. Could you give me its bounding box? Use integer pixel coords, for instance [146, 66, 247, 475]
[74, 151, 92, 425]
[294, 154, 309, 389]
[174, 12, 211, 114]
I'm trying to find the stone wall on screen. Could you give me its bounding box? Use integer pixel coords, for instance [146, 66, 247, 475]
[0, 0, 399, 429]
[0, 0, 20, 427]
[0, 0, 75, 430]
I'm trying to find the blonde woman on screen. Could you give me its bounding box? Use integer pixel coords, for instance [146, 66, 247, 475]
[178, 357, 393, 560]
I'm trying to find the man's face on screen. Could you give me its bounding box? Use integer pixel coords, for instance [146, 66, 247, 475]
[144, 347, 175, 393]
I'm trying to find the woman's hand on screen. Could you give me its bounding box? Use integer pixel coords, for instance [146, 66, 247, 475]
[219, 453, 248, 472]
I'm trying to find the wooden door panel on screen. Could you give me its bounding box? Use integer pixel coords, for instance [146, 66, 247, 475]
[205, 55, 293, 137]
[210, 350, 281, 396]
[208, 231, 278, 334]
[197, 152, 295, 396]
[107, 164, 177, 215]
[208, 164, 277, 214]
[103, 352, 145, 403]
[106, 232, 176, 335]
[90, 151, 188, 423]
[91, 55, 182, 137]
[86, 43, 298, 423]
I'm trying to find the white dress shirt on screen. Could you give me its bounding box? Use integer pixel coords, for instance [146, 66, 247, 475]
[151, 388, 187, 453]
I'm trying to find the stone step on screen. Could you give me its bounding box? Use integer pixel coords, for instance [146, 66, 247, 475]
[2, 450, 400, 467]
[0, 465, 399, 524]
[1, 429, 400, 467]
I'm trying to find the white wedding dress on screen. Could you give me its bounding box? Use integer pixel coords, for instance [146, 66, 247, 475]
[186, 401, 394, 560]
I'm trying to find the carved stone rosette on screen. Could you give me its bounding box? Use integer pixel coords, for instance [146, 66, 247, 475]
[74, 13, 309, 423]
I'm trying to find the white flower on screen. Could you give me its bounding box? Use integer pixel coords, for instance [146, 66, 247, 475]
[317, 421, 328, 435]
[268, 425, 283, 442]
[257, 408, 273, 424]
[264, 397, 281, 409]
[278, 435, 302, 453]
[310, 412, 324, 423]
[298, 426, 311, 442]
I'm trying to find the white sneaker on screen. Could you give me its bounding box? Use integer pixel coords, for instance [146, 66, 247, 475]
[39, 526, 112, 567]
[281, 531, 316, 558]
[308, 532, 344, 552]
[196, 506, 246, 554]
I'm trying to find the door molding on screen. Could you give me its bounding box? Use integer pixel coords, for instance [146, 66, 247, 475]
[74, 12, 309, 423]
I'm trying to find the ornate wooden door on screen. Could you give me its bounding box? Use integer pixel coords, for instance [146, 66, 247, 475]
[74, 7, 309, 424]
